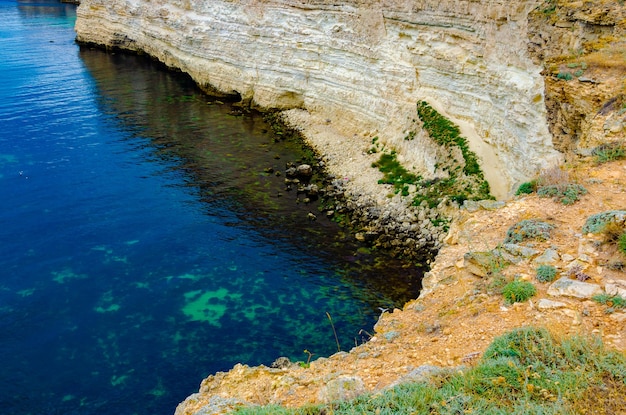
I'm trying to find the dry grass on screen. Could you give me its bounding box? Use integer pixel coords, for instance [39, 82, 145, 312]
[583, 44, 626, 71]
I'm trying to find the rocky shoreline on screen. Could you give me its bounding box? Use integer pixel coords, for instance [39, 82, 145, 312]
[276, 109, 448, 262]
[174, 157, 626, 415]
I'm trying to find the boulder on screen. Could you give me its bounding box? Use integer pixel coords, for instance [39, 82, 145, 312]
[547, 277, 602, 299]
[318, 375, 365, 403]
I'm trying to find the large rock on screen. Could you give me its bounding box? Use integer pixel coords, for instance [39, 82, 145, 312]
[75, 0, 562, 197]
[547, 277, 602, 299]
[318, 375, 365, 403]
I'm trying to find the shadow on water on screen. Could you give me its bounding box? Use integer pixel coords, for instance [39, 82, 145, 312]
[78, 48, 427, 309]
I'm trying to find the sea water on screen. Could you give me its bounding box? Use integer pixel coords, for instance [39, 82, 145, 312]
[0, 1, 424, 413]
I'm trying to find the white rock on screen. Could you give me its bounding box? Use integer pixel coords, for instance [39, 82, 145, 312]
[537, 299, 567, 310]
[548, 277, 602, 299]
[605, 283, 626, 298]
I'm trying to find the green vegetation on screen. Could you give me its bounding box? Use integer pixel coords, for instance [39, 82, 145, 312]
[593, 293, 626, 310]
[536, 264, 558, 283]
[299, 350, 314, 368]
[514, 167, 587, 205]
[502, 280, 537, 304]
[619, 232, 626, 255]
[504, 219, 554, 244]
[416, 101, 482, 176]
[539, 0, 557, 14]
[234, 328, 626, 415]
[371, 101, 494, 208]
[515, 180, 537, 195]
[557, 71, 573, 81]
[592, 141, 626, 164]
[537, 183, 587, 205]
[582, 210, 626, 234]
[371, 152, 420, 195]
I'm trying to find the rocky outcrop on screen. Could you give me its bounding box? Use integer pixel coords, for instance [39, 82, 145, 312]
[527, 0, 626, 153]
[75, 0, 564, 198]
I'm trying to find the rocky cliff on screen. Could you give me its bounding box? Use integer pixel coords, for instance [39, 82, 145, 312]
[75, 0, 568, 198]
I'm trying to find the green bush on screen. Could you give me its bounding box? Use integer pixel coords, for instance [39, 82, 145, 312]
[372, 152, 420, 191]
[502, 280, 536, 304]
[537, 183, 587, 205]
[504, 219, 554, 244]
[582, 210, 626, 234]
[536, 264, 557, 282]
[515, 180, 537, 195]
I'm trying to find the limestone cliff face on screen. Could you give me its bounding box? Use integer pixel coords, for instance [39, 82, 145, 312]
[75, 0, 563, 197]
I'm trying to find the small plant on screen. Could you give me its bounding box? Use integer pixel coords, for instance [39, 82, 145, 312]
[371, 152, 420, 192]
[504, 219, 554, 244]
[582, 210, 626, 234]
[515, 180, 537, 195]
[536, 264, 557, 283]
[502, 280, 536, 304]
[404, 130, 416, 141]
[592, 293, 626, 309]
[568, 264, 591, 281]
[299, 349, 314, 368]
[557, 72, 573, 81]
[326, 312, 341, 353]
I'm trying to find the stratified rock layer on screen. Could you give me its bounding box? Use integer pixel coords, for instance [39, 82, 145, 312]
[75, 0, 563, 197]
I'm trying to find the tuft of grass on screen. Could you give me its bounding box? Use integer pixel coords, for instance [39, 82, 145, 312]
[536, 264, 557, 283]
[504, 219, 554, 244]
[530, 166, 587, 205]
[502, 279, 536, 304]
[593, 293, 626, 309]
[557, 71, 573, 81]
[233, 328, 626, 415]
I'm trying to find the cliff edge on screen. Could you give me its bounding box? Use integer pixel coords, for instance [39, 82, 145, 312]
[75, 0, 570, 198]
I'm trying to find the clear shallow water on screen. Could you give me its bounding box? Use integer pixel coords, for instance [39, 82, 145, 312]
[0, 1, 424, 414]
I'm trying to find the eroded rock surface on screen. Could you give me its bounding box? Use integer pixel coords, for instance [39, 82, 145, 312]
[75, 0, 566, 197]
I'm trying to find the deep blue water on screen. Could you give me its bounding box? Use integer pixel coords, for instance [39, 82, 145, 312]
[0, 1, 423, 414]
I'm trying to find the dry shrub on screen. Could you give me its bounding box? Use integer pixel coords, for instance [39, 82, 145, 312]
[602, 221, 626, 245]
[538, 165, 570, 188]
[572, 374, 626, 415]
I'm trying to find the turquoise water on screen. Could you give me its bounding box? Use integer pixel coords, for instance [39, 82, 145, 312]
[0, 1, 424, 414]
